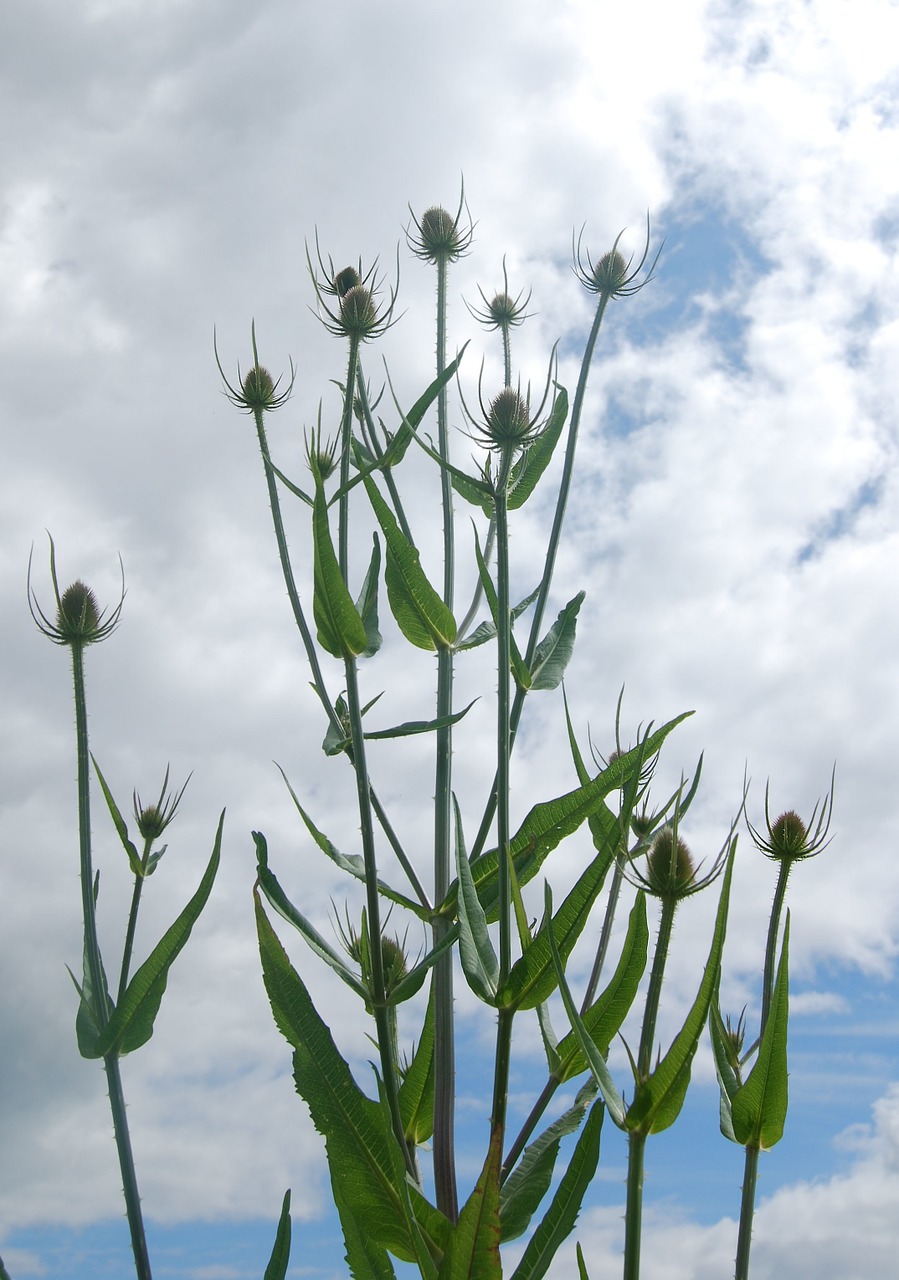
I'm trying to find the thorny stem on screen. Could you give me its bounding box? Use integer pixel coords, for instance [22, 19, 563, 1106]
[471, 291, 613, 859]
[252, 404, 429, 909]
[339, 335, 362, 581]
[735, 858, 792, 1280]
[344, 656, 417, 1183]
[432, 249, 459, 1220]
[72, 643, 153, 1280]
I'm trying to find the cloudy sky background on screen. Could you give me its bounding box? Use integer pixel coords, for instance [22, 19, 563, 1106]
[3, 0, 899, 1276]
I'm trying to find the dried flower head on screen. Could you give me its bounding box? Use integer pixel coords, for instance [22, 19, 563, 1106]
[29, 537, 124, 648]
[215, 321, 295, 414]
[407, 184, 474, 264]
[747, 775, 834, 863]
[573, 213, 661, 301]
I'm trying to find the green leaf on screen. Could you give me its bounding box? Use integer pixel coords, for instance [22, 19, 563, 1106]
[92, 756, 142, 877]
[500, 1080, 596, 1242]
[312, 470, 368, 658]
[507, 388, 569, 510]
[93, 813, 223, 1057]
[731, 916, 790, 1150]
[625, 843, 736, 1136]
[272, 780, 427, 917]
[268, 459, 313, 507]
[356, 535, 383, 657]
[363, 700, 478, 741]
[398, 987, 435, 1144]
[437, 1126, 503, 1279]
[529, 593, 585, 692]
[254, 845, 370, 1000]
[263, 1190, 292, 1280]
[454, 586, 540, 653]
[454, 797, 499, 1003]
[67, 951, 112, 1060]
[554, 893, 649, 1083]
[499, 833, 617, 1011]
[255, 891, 423, 1264]
[362, 470, 456, 650]
[545, 883, 627, 1128]
[510, 1098, 603, 1280]
[333, 1173, 399, 1280]
[576, 1242, 591, 1279]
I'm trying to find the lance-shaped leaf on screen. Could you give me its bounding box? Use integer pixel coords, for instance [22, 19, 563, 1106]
[454, 797, 499, 1003]
[529, 593, 585, 692]
[506, 387, 569, 511]
[255, 891, 425, 1264]
[437, 1126, 503, 1279]
[731, 915, 790, 1150]
[312, 470, 368, 658]
[363, 700, 478, 742]
[545, 882, 627, 1128]
[454, 586, 540, 653]
[576, 1243, 591, 1279]
[499, 832, 617, 1011]
[554, 892, 649, 1083]
[356, 534, 382, 657]
[625, 843, 736, 1136]
[92, 757, 141, 877]
[333, 1172, 399, 1280]
[254, 834, 370, 999]
[273, 779, 426, 916]
[67, 887, 113, 1060]
[399, 986, 436, 1145]
[500, 1081, 597, 1242]
[459, 713, 692, 923]
[93, 813, 223, 1057]
[263, 1190, 292, 1280]
[362, 470, 456, 650]
[510, 1097, 603, 1280]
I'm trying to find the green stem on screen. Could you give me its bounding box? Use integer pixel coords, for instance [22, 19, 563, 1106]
[343, 657, 417, 1182]
[118, 874, 144, 1006]
[623, 1130, 647, 1280]
[71, 644, 152, 1280]
[638, 898, 677, 1078]
[432, 251, 458, 1221]
[735, 1146, 760, 1280]
[471, 293, 612, 859]
[339, 336, 362, 582]
[490, 448, 516, 1142]
[735, 859, 792, 1278]
[502, 1073, 560, 1183]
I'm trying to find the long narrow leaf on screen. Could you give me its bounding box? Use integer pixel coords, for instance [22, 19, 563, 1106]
[454, 797, 499, 1003]
[554, 892, 649, 1083]
[398, 986, 436, 1144]
[363, 470, 456, 649]
[510, 1098, 603, 1280]
[312, 471, 368, 658]
[437, 1126, 503, 1279]
[255, 891, 422, 1263]
[263, 1190, 292, 1280]
[625, 843, 736, 1135]
[356, 534, 383, 657]
[507, 388, 569, 510]
[500, 1081, 596, 1242]
[709, 997, 740, 1142]
[731, 915, 790, 1150]
[93, 813, 223, 1057]
[91, 756, 141, 877]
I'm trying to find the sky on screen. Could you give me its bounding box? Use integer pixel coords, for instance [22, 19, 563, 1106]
[2, 0, 899, 1277]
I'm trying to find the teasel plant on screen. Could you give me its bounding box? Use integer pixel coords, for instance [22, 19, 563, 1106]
[209, 194, 824, 1279]
[28, 539, 225, 1280]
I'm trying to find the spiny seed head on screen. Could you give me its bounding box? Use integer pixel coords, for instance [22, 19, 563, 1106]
[135, 804, 167, 842]
[646, 827, 697, 898]
[486, 388, 533, 447]
[57, 581, 101, 640]
[339, 284, 379, 338]
[748, 780, 834, 864]
[334, 265, 361, 298]
[768, 810, 812, 859]
[380, 936, 409, 991]
[592, 250, 629, 296]
[242, 365, 276, 408]
[417, 206, 466, 261]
